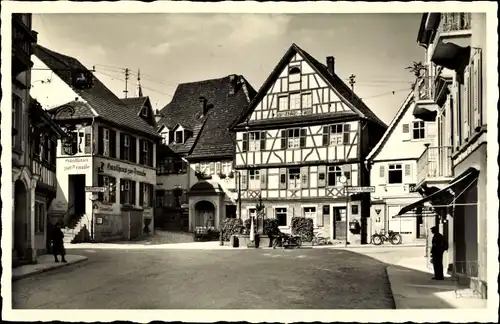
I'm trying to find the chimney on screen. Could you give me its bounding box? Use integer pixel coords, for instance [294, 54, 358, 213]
[199, 96, 208, 115]
[228, 74, 237, 96]
[326, 56, 335, 75]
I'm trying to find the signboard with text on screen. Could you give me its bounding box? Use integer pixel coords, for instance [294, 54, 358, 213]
[346, 186, 375, 193]
[85, 186, 107, 193]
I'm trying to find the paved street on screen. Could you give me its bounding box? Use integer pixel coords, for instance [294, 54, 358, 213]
[13, 248, 397, 309]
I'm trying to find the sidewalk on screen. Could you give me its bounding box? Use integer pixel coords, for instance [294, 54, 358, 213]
[387, 256, 487, 309]
[12, 254, 88, 281]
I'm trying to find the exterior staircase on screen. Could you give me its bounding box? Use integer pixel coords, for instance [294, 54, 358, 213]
[62, 208, 91, 244]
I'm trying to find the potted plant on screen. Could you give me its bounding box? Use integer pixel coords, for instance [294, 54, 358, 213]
[218, 172, 227, 179]
[228, 171, 235, 179]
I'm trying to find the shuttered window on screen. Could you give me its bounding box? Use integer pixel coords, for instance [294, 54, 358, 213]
[462, 66, 470, 140]
[379, 165, 385, 178]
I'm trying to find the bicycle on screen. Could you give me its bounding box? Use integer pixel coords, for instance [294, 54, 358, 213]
[371, 229, 402, 245]
[312, 232, 330, 246]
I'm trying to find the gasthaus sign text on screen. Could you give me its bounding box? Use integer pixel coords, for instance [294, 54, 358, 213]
[63, 157, 91, 172]
[101, 162, 147, 177]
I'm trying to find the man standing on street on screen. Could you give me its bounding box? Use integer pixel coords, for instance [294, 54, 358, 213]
[430, 225, 448, 280]
[52, 222, 67, 263]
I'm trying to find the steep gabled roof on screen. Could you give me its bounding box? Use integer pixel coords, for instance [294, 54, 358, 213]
[231, 43, 387, 130]
[366, 90, 414, 161]
[34, 44, 159, 138]
[157, 74, 256, 158]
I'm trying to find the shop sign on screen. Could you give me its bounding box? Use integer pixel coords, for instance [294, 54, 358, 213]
[63, 157, 91, 172]
[100, 161, 147, 177]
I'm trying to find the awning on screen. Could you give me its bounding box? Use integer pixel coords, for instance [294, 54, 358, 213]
[394, 167, 479, 218]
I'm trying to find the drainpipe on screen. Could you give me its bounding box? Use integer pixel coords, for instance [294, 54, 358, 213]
[238, 170, 242, 220]
[90, 117, 95, 242]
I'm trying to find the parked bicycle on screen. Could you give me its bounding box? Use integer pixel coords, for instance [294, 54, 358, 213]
[273, 232, 302, 249]
[312, 232, 330, 246]
[371, 229, 402, 245]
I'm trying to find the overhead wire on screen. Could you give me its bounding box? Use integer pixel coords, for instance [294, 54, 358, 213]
[94, 70, 173, 98]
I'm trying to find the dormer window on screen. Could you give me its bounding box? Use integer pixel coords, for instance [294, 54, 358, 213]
[175, 130, 184, 144]
[141, 106, 148, 117]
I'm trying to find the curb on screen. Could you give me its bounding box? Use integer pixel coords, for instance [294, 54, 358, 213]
[12, 257, 88, 281]
[385, 265, 400, 309]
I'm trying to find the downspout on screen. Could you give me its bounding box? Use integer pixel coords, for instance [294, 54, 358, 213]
[238, 170, 242, 220]
[90, 116, 96, 241]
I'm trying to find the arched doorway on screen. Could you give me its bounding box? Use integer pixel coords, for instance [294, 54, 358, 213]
[14, 179, 29, 259]
[194, 200, 215, 228]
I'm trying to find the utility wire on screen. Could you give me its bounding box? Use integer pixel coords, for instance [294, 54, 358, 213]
[95, 70, 173, 98]
[360, 87, 411, 100]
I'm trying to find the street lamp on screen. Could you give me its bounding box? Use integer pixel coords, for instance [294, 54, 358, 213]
[338, 175, 349, 247]
[249, 194, 265, 247]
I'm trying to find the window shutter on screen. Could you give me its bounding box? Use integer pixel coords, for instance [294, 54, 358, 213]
[299, 128, 307, 148]
[260, 168, 268, 189]
[139, 183, 144, 206]
[472, 51, 482, 129]
[451, 94, 459, 149]
[109, 130, 116, 158]
[260, 131, 266, 150]
[110, 177, 116, 203]
[215, 162, 221, 174]
[462, 66, 470, 140]
[426, 122, 437, 140]
[317, 209, 324, 227]
[98, 175, 104, 201]
[98, 126, 104, 155]
[242, 133, 248, 152]
[281, 130, 287, 149]
[343, 164, 352, 185]
[279, 168, 287, 189]
[148, 141, 154, 167]
[401, 123, 410, 141]
[343, 124, 351, 144]
[300, 166, 309, 189]
[149, 184, 154, 207]
[317, 165, 326, 188]
[404, 164, 411, 177]
[131, 181, 137, 206]
[379, 165, 385, 178]
[130, 136, 137, 163]
[322, 126, 329, 146]
[84, 128, 91, 154]
[241, 171, 248, 190]
[139, 139, 145, 164]
[120, 133, 125, 159]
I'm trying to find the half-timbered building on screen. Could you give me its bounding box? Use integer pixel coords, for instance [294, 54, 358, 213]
[230, 44, 387, 244]
[155, 75, 256, 232]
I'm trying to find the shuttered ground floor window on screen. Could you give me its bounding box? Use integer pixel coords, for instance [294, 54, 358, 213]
[275, 207, 288, 226]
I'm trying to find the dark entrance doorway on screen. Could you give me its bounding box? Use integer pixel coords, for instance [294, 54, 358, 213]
[68, 174, 86, 223]
[195, 201, 215, 227]
[225, 205, 237, 218]
[333, 206, 347, 240]
[14, 179, 29, 261]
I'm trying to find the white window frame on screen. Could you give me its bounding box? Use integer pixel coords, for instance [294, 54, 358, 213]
[142, 141, 149, 165]
[301, 93, 312, 109]
[175, 130, 184, 144]
[327, 166, 343, 186]
[248, 169, 260, 189]
[329, 124, 344, 145]
[123, 134, 131, 160]
[288, 168, 301, 189]
[274, 206, 288, 227]
[248, 132, 261, 152]
[289, 67, 301, 83]
[412, 121, 426, 140]
[222, 161, 232, 175]
[289, 92, 301, 110]
[161, 131, 169, 145]
[103, 128, 110, 156]
[287, 128, 300, 149]
[278, 95, 289, 111]
[388, 164, 403, 184]
[302, 205, 318, 227]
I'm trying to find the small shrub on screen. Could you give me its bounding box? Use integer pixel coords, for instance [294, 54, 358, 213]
[263, 218, 280, 236]
[219, 218, 243, 241]
[291, 216, 314, 242]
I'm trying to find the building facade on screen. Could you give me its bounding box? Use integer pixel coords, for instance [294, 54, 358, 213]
[30, 44, 160, 243]
[12, 14, 67, 265]
[155, 75, 256, 231]
[366, 90, 437, 244]
[231, 44, 387, 244]
[398, 12, 487, 298]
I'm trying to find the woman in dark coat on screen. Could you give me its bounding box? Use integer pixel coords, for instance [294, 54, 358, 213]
[52, 222, 67, 263]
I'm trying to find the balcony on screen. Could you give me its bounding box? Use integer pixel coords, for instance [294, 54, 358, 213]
[12, 15, 38, 77]
[416, 145, 453, 189]
[431, 13, 472, 73]
[32, 157, 57, 193]
[413, 74, 438, 122]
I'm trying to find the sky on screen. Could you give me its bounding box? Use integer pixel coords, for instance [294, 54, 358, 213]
[32, 13, 425, 125]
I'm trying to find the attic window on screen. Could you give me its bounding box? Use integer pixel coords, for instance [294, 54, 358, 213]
[141, 107, 148, 117]
[289, 66, 301, 83]
[175, 130, 184, 144]
[161, 130, 169, 145]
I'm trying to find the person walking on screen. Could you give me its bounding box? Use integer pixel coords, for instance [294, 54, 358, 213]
[430, 225, 448, 280]
[52, 222, 67, 263]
